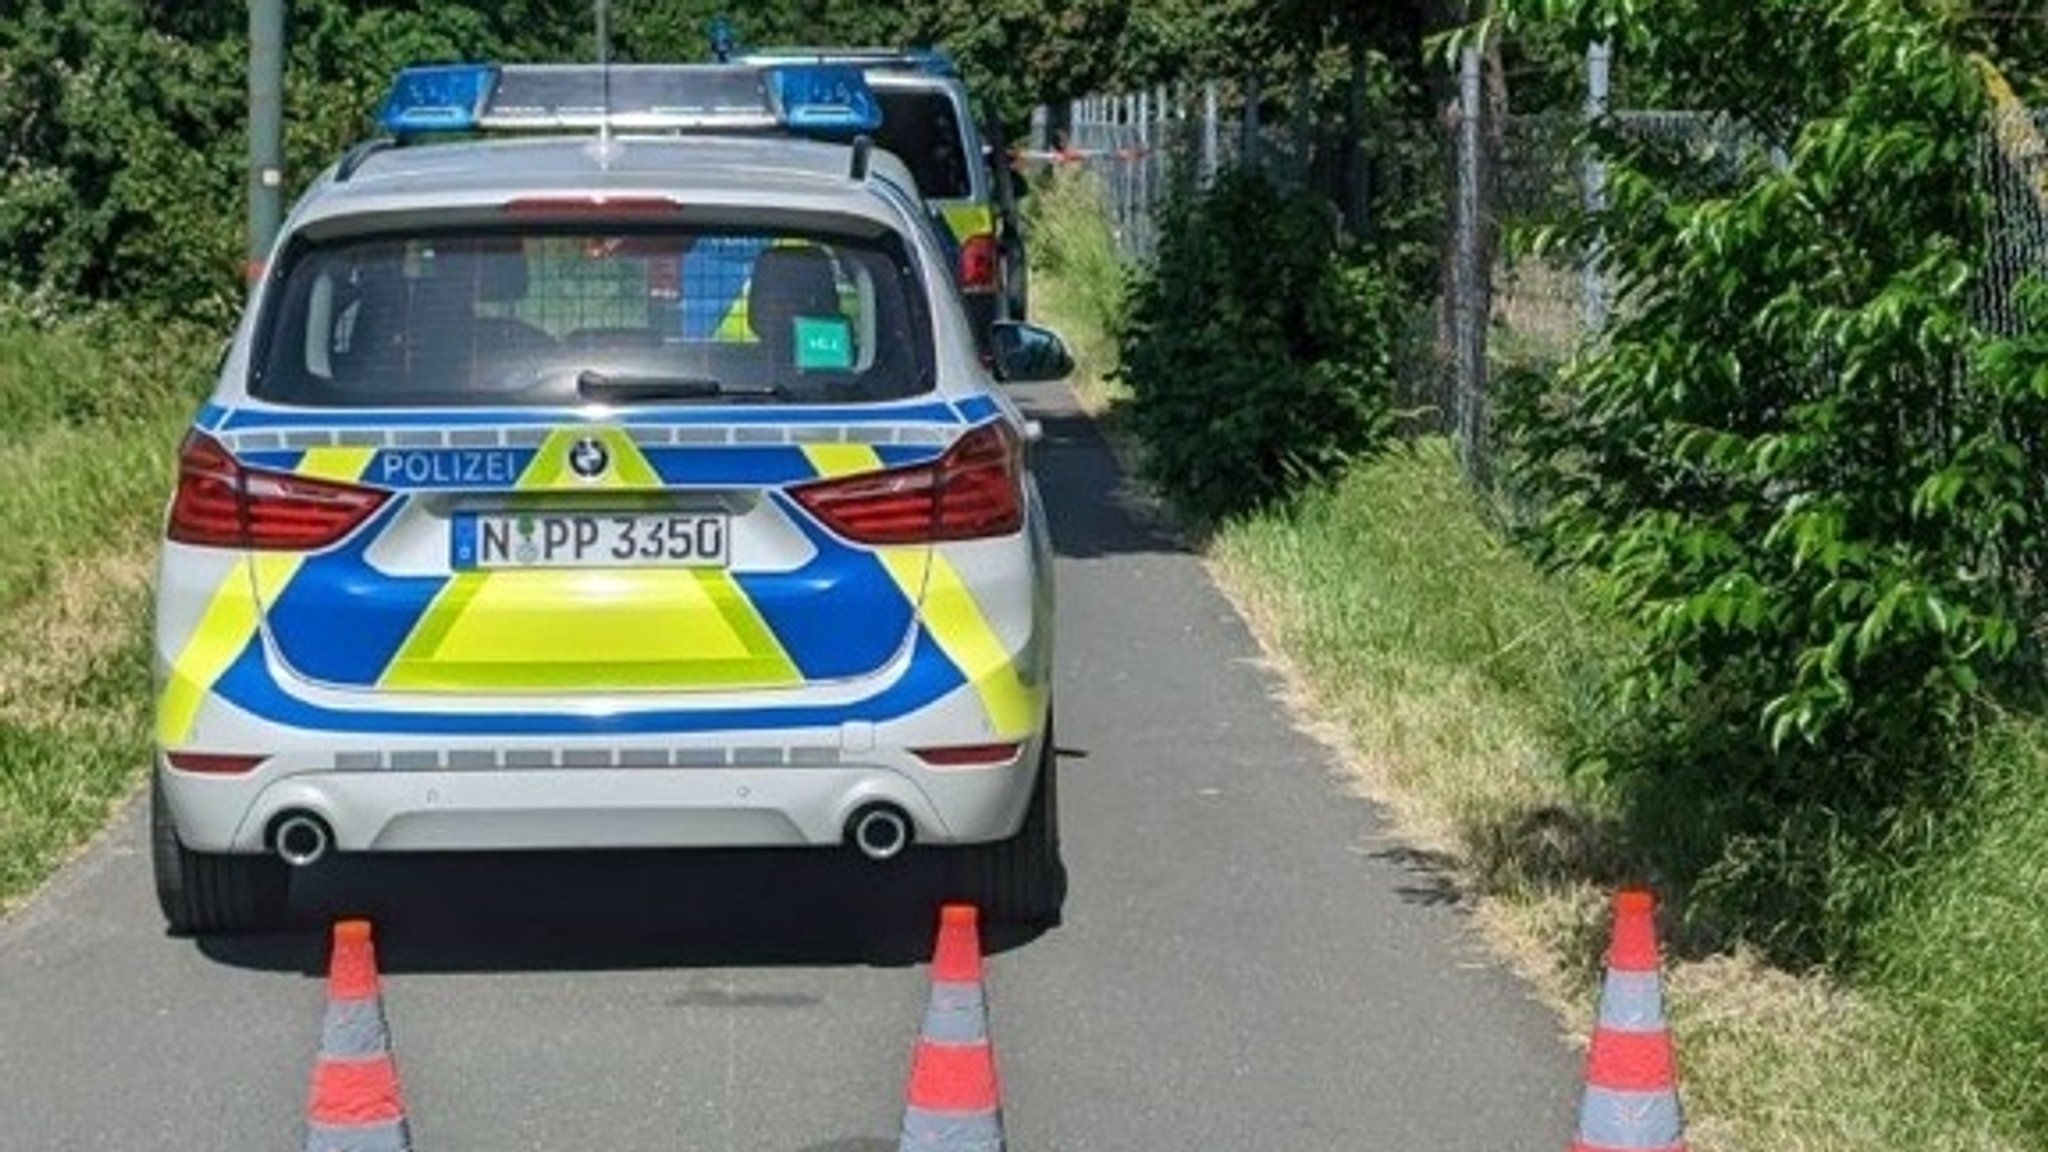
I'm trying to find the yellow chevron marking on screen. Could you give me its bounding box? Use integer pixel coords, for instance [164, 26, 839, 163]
[879, 549, 1038, 740]
[156, 452, 378, 745]
[939, 202, 997, 244]
[296, 446, 378, 483]
[801, 444, 884, 479]
[379, 568, 801, 691]
[517, 427, 663, 491]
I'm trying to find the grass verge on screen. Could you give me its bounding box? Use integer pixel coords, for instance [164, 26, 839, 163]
[1209, 446, 2032, 1152]
[1026, 188, 2041, 1148]
[0, 308, 211, 916]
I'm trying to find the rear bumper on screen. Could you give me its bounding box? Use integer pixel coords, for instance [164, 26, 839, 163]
[159, 738, 1043, 856]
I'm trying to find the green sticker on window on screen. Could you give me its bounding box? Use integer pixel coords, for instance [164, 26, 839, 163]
[792, 316, 854, 371]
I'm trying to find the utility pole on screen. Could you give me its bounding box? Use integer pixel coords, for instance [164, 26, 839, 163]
[247, 0, 285, 282]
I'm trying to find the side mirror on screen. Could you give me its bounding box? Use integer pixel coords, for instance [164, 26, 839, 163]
[989, 321, 1074, 383]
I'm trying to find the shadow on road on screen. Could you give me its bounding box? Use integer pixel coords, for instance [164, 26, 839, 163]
[1014, 385, 1188, 561]
[197, 846, 1053, 976]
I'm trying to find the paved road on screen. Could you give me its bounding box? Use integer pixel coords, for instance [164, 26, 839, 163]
[0, 382, 1576, 1151]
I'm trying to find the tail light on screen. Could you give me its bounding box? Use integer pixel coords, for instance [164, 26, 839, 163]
[791, 423, 1023, 544]
[167, 433, 387, 550]
[164, 751, 268, 776]
[912, 742, 1023, 768]
[958, 233, 1000, 294]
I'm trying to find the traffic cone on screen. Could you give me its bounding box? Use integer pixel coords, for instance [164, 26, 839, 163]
[1571, 890, 1686, 1152]
[899, 904, 1004, 1151]
[305, 920, 413, 1152]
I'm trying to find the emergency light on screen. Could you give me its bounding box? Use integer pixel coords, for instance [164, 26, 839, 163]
[378, 64, 499, 135]
[765, 65, 882, 134]
[375, 62, 881, 138]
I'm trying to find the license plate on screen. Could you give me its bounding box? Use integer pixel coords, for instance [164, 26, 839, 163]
[452, 512, 730, 570]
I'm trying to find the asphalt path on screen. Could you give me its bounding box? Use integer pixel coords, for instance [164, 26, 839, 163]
[0, 381, 1576, 1150]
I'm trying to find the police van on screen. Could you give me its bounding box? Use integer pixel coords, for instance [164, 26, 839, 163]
[742, 49, 1029, 354]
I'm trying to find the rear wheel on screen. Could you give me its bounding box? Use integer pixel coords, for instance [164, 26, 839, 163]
[952, 732, 1065, 927]
[151, 776, 290, 936]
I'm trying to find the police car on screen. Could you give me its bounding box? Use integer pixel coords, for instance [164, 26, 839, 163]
[151, 62, 1072, 934]
[741, 49, 1029, 351]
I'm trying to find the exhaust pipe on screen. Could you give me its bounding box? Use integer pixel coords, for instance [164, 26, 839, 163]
[272, 812, 333, 868]
[847, 804, 912, 862]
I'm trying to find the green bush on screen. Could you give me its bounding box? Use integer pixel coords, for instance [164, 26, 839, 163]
[1118, 169, 1399, 522]
[1496, 0, 2045, 962]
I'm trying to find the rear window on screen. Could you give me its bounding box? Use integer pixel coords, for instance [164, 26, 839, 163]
[874, 89, 975, 200]
[254, 226, 933, 407]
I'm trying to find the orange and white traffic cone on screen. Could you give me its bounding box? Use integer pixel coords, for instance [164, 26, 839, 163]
[899, 904, 1004, 1151]
[305, 920, 412, 1152]
[1571, 890, 1686, 1152]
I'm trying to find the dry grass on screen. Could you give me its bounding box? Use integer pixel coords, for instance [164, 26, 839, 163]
[0, 551, 152, 728]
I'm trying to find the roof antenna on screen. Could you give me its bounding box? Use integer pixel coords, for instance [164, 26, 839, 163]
[850, 134, 872, 181]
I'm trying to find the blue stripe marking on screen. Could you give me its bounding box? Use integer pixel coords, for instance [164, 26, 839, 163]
[240, 449, 307, 472]
[194, 404, 230, 432]
[370, 448, 531, 489]
[237, 446, 946, 491]
[954, 395, 1000, 422]
[211, 628, 965, 735]
[877, 443, 946, 468]
[648, 447, 819, 487]
[217, 400, 965, 431]
[262, 504, 443, 686]
[740, 497, 915, 680]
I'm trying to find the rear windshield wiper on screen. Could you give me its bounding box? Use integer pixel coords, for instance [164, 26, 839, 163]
[576, 370, 786, 403]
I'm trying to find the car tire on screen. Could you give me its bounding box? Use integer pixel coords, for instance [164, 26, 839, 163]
[953, 729, 1065, 928]
[151, 776, 290, 936]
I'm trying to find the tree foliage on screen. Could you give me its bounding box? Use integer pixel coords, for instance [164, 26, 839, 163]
[1, 0, 1434, 317]
[1493, 0, 2048, 958]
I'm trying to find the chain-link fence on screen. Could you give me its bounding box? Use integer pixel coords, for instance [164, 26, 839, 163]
[1979, 103, 2048, 338]
[1039, 54, 2048, 483]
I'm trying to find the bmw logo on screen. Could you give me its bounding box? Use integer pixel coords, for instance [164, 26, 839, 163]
[568, 438, 609, 480]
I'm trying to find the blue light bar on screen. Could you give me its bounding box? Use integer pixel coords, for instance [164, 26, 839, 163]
[372, 62, 878, 140]
[765, 65, 883, 135]
[378, 64, 499, 135]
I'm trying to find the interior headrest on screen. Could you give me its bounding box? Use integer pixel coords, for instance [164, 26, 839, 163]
[746, 246, 842, 342]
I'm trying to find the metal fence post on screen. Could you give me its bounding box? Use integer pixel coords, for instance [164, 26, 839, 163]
[1453, 43, 1488, 484]
[246, 0, 285, 281]
[1154, 84, 1170, 238]
[1583, 40, 1612, 335]
[1137, 89, 1153, 257]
